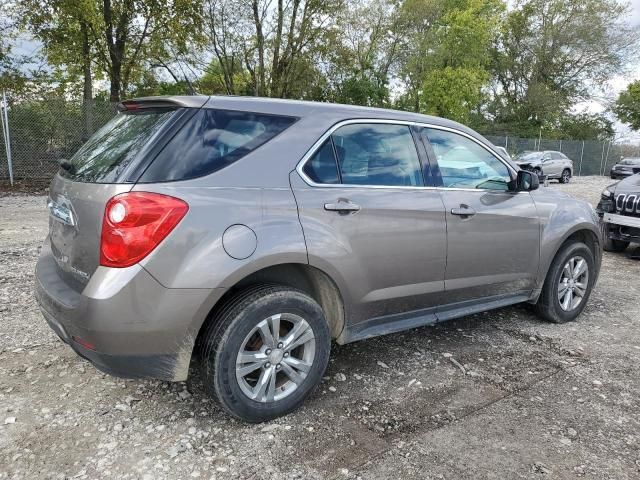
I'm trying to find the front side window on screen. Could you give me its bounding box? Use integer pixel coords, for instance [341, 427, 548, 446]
[141, 109, 297, 182]
[424, 128, 511, 191]
[331, 124, 424, 187]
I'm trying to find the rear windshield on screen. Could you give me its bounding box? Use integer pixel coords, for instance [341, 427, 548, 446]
[140, 109, 297, 182]
[620, 158, 640, 165]
[62, 109, 176, 183]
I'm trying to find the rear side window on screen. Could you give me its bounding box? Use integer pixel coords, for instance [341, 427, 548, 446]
[64, 110, 176, 183]
[141, 109, 297, 182]
[332, 124, 423, 187]
[302, 139, 340, 184]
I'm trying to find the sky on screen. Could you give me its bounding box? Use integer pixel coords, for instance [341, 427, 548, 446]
[542, 0, 640, 143]
[582, 0, 640, 142]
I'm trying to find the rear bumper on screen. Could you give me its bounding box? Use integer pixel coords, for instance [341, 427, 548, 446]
[610, 171, 635, 178]
[39, 306, 181, 379]
[35, 239, 223, 381]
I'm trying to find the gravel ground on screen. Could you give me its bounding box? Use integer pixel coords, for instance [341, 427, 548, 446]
[1, 176, 639, 479]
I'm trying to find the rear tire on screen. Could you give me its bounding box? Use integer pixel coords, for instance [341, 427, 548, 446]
[535, 242, 595, 323]
[559, 169, 571, 184]
[603, 236, 629, 252]
[199, 285, 330, 422]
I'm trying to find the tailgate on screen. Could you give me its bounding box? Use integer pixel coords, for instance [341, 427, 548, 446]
[47, 175, 131, 291]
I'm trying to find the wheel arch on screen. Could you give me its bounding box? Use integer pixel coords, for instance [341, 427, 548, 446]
[532, 224, 601, 303]
[192, 262, 347, 361]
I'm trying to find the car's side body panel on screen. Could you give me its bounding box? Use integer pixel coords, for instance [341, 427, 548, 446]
[289, 173, 448, 329]
[135, 185, 309, 290]
[438, 189, 540, 303]
[530, 188, 602, 295]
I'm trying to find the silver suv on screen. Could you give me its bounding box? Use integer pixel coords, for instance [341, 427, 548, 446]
[36, 96, 602, 422]
[514, 150, 574, 183]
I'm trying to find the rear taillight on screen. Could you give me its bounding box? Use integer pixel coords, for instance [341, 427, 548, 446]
[100, 192, 188, 268]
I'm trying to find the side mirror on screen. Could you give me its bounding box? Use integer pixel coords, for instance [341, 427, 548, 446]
[517, 170, 539, 191]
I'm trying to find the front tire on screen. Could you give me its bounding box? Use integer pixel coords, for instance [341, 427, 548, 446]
[535, 242, 595, 323]
[603, 236, 629, 252]
[199, 285, 330, 422]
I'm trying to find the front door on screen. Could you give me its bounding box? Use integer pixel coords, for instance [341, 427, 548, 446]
[291, 122, 447, 326]
[420, 127, 540, 305]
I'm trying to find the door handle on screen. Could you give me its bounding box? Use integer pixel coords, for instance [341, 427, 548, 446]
[451, 206, 476, 217]
[324, 201, 361, 213]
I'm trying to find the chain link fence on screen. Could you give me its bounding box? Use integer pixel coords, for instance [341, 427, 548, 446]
[485, 135, 640, 177]
[0, 98, 117, 186]
[1, 97, 639, 186]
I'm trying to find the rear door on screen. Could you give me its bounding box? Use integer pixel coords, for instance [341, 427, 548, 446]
[419, 127, 540, 306]
[291, 121, 447, 325]
[549, 152, 565, 176]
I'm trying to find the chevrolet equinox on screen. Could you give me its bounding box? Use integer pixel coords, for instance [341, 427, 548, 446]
[36, 96, 602, 422]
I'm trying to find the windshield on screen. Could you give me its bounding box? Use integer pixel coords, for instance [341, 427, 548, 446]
[515, 152, 543, 162]
[619, 158, 640, 165]
[62, 109, 176, 183]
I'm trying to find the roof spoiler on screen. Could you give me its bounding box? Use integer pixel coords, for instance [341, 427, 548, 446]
[118, 96, 209, 112]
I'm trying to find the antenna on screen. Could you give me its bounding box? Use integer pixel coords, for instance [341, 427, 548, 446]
[175, 59, 197, 96]
[151, 58, 198, 96]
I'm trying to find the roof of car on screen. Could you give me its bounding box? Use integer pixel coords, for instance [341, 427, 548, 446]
[126, 94, 469, 131]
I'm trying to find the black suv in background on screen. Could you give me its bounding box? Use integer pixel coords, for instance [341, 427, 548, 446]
[610, 158, 640, 179]
[598, 174, 640, 252]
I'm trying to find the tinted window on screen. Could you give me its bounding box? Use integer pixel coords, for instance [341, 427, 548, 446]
[424, 129, 511, 191]
[551, 152, 564, 160]
[64, 110, 176, 183]
[331, 124, 423, 186]
[303, 139, 340, 184]
[142, 109, 297, 182]
[620, 158, 640, 165]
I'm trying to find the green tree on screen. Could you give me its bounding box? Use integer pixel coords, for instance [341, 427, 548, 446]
[557, 113, 614, 141]
[421, 67, 489, 123]
[322, 0, 400, 107]
[20, 0, 203, 102]
[614, 80, 640, 131]
[490, 0, 638, 137]
[393, 0, 502, 120]
[419, 0, 503, 123]
[201, 0, 341, 98]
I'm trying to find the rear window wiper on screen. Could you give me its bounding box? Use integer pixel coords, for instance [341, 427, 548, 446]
[58, 158, 76, 174]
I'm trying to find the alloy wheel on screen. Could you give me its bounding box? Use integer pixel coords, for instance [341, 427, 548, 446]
[557, 256, 589, 311]
[235, 313, 316, 403]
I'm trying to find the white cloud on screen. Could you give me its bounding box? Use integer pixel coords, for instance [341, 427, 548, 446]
[628, 0, 640, 26]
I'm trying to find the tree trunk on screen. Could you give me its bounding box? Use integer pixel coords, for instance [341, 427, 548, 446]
[109, 67, 121, 103]
[252, 0, 266, 96]
[81, 21, 94, 140]
[103, 0, 124, 103]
